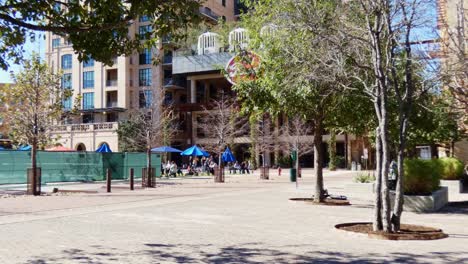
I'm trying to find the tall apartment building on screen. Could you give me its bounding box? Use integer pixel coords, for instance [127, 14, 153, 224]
[438, 0, 467, 163]
[46, 0, 236, 152]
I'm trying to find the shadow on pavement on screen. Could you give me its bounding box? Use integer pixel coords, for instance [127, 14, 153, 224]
[25, 243, 468, 264]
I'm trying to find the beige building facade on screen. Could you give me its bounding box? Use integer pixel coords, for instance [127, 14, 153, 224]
[46, 0, 236, 152]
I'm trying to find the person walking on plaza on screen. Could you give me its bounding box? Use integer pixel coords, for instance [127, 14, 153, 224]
[165, 161, 171, 176]
[278, 165, 282, 176]
[169, 161, 177, 177]
[209, 160, 217, 175]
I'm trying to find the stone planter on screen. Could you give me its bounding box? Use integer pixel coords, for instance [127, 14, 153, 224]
[345, 182, 375, 194]
[440, 180, 462, 200]
[390, 187, 448, 213]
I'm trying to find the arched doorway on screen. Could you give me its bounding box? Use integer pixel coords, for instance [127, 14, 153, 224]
[76, 143, 86, 151]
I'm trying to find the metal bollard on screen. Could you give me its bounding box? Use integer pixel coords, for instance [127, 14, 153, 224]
[130, 168, 134, 190]
[106, 168, 111, 193]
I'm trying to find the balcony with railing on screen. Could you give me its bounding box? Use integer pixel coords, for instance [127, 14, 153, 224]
[163, 76, 186, 88]
[173, 51, 232, 74]
[199, 7, 219, 22]
[51, 122, 119, 133]
[106, 80, 118, 87]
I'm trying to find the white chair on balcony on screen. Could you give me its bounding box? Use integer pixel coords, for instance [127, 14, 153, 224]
[229, 28, 249, 52]
[197, 32, 222, 55]
[260, 24, 277, 37]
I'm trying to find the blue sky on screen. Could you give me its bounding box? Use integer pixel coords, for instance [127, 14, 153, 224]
[0, 34, 45, 84]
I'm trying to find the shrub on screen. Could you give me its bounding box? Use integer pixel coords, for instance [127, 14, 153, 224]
[403, 159, 441, 195]
[439, 157, 464, 180]
[353, 173, 375, 183]
[335, 156, 345, 168]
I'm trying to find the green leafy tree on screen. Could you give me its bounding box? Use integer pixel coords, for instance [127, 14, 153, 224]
[0, 54, 73, 194]
[0, 0, 202, 69]
[236, 0, 370, 202]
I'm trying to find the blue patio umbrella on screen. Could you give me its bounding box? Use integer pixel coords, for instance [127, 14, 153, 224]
[181, 145, 210, 157]
[151, 146, 182, 153]
[96, 143, 112, 153]
[222, 147, 236, 162]
[18, 145, 31, 151]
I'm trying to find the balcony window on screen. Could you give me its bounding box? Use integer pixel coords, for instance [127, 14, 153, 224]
[82, 113, 94, 123]
[139, 68, 152, 86]
[163, 69, 172, 86]
[83, 71, 94, 89]
[163, 50, 172, 64]
[52, 38, 60, 49]
[139, 48, 152, 65]
[61, 73, 72, 89]
[196, 82, 205, 103]
[106, 113, 118, 122]
[83, 58, 94, 68]
[82, 92, 94, 110]
[139, 25, 152, 40]
[61, 54, 72, 69]
[106, 69, 118, 87]
[139, 90, 152, 108]
[106, 91, 118, 108]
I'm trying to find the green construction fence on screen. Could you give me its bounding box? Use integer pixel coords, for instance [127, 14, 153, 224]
[0, 151, 161, 185]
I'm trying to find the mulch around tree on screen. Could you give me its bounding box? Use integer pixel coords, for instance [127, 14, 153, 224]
[335, 222, 448, 240]
[289, 198, 351, 206]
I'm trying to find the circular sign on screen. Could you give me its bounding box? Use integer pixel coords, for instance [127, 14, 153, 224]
[225, 51, 261, 85]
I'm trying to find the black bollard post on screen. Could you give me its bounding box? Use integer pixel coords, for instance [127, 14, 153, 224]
[130, 168, 134, 190]
[106, 168, 111, 193]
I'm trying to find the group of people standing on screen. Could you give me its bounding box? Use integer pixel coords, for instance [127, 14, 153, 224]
[162, 161, 182, 177]
[162, 157, 253, 177]
[228, 161, 252, 174]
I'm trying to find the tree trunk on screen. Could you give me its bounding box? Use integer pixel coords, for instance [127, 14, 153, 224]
[373, 127, 383, 231]
[380, 99, 391, 232]
[146, 145, 152, 187]
[313, 118, 324, 203]
[31, 138, 38, 196]
[392, 111, 409, 231]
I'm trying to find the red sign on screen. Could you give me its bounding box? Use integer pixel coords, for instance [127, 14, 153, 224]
[225, 51, 261, 85]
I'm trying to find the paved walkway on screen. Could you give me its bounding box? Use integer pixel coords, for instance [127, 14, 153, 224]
[0, 169, 467, 263]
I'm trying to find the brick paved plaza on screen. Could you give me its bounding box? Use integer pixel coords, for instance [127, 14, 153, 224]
[0, 170, 467, 263]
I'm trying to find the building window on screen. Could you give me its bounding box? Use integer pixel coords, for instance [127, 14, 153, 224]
[139, 15, 149, 22]
[62, 73, 72, 89]
[83, 71, 94, 89]
[417, 146, 432, 160]
[222, 0, 226, 6]
[139, 90, 152, 108]
[52, 38, 60, 49]
[61, 54, 72, 69]
[83, 58, 94, 68]
[82, 93, 94, 110]
[63, 97, 72, 110]
[139, 68, 152, 86]
[139, 25, 152, 40]
[139, 48, 152, 65]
